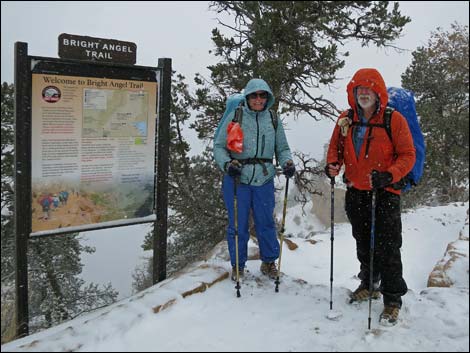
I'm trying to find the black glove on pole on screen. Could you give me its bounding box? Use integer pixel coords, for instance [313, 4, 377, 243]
[371, 170, 393, 189]
[227, 160, 242, 178]
[283, 161, 295, 178]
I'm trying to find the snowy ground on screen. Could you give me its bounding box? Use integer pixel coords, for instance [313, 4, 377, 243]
[2, 200, 468, 352]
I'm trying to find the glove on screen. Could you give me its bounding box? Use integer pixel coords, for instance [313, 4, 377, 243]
[324, 163, 340, 178]
[371, 170, 393, 189]
[226, 160, 242, 178]
[283, 160, 296, 178]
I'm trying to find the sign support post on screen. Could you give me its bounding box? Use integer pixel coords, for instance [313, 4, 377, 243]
[154, 58, 171, 284]
[14, 41, 32, 338]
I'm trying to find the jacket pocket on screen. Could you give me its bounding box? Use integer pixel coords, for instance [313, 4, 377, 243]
[261, 135, 266, 155]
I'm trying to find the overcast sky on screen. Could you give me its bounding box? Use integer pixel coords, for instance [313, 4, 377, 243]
[2, 2, 468, 86]
[2, 1, 469, 159]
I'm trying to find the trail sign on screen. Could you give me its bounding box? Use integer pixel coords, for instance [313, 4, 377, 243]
[58, 33, 137, 64]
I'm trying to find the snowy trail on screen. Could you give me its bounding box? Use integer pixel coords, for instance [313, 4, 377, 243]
[2, 202, 468, 352]
[5, 263, 468, 352]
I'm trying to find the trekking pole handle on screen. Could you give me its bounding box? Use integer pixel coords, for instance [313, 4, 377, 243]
[330, 176, 335, 186]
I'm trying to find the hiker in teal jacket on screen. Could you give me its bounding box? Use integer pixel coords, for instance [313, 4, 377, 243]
[214, 78, 295, 281]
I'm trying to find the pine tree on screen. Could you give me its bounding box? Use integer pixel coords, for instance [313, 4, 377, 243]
[165, 149, 227, 273]
[135, 73, 227, 291]
[1, 82, 16, 343]
[401, 23, 469, 205]
[192, 1, 411, 140]
[28, 236, 118, 331]
[164, 74, 227, 274]
[1, 83, 15, 282]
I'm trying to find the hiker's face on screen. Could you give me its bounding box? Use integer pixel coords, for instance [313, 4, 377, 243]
[247, 91, 268, 111]
[356, 86, 377, 110]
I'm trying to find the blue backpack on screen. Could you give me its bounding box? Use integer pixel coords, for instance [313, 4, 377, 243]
[386, 87, 426, 191]
[41, 197, 50, 208]
[213, 93, 245, 142]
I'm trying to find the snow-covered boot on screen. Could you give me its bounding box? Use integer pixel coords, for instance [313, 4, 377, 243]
[379, 304, 400, 326]
[260, 261, 278, 279]
[349, 282, 381, 303]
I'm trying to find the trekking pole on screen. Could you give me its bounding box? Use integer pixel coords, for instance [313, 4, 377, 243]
[368, 189, 377, 329]
[275, 177, 289, 292]
[234, 176, 241, 298]
[329, 177, 335, 310]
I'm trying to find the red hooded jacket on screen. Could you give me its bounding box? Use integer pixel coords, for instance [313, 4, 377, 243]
[326, 68, 416, 195]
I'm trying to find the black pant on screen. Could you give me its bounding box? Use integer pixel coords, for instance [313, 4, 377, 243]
[345, 187, 408, 307]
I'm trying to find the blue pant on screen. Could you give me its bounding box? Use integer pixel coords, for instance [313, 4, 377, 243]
[222, 175, 279, 268]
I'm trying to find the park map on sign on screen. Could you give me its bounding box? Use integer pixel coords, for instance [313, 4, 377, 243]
[83, 89, 148, 138]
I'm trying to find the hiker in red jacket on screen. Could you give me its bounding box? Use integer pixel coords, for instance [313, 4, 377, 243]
[325, 68, 416, 326]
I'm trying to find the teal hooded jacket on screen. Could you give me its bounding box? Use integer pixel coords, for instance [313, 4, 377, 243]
[213, 79, 293, 186]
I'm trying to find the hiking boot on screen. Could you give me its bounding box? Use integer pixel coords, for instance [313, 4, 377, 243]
[349, 283, 381, 303]
[379, 305, 400, 326]
[260, 262, 278, 279]
[231, 266, 244, 281]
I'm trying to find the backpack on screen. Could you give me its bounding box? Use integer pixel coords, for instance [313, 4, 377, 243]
[346, 87, 425, 191]
[214, 93, 245, 142]
[214, 93, 279, 164]
[386, 87, 425, 191]
[41, 197, 50, 208]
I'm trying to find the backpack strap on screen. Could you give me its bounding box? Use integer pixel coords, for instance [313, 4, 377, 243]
[383, 106, 394, 143]
[231, 104, 280, 166]
[239, 158, 273, 176]
[349, 106, 395, 158]
[232, 102, 278, 131]
[348, 108, 354, 120]
[385, 107, 412, 190]
[349, 106, 394, 139]
[342, 107, 409, 190]
[269, 109, 278, 130]
[232, 101, 244, 126]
